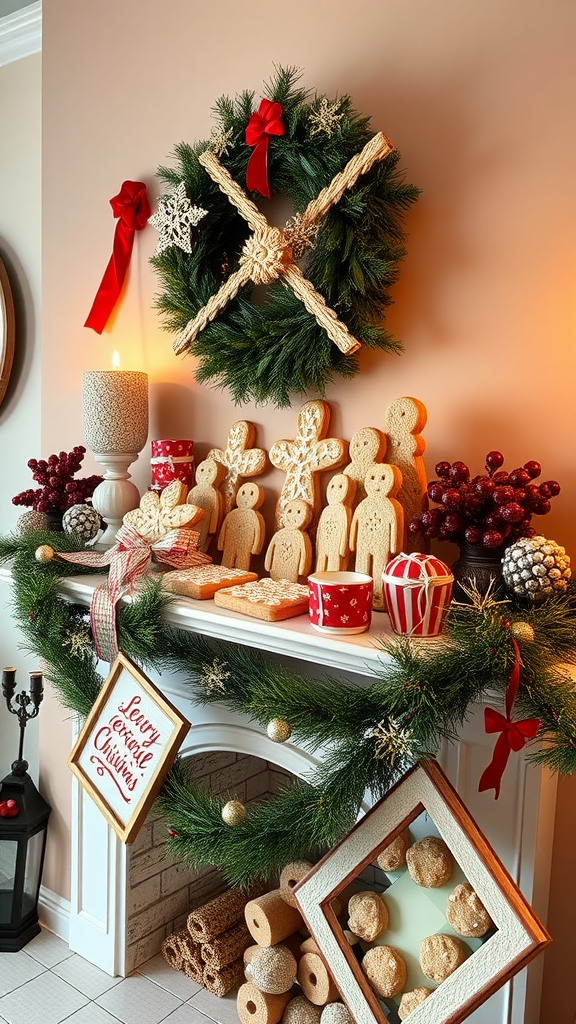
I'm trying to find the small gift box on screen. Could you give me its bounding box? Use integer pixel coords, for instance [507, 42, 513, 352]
[151, 439, 195, 490]
[382, 552, 453, 637]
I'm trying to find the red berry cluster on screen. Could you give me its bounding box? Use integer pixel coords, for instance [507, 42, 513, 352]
[12, 446, 103, 513]
[409, 451, 560, 550]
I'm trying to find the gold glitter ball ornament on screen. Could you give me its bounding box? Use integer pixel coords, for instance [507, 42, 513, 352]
[221, 799, 247, 826]
[267, 718, 292, 743]
[510, 621, 535, 643]
[35, 544, 54, 563]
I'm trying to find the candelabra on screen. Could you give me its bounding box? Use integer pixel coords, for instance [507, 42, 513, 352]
[2, 667, 44, 775]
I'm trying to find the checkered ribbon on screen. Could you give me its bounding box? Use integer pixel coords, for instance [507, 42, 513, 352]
[55, 524, 211, 662]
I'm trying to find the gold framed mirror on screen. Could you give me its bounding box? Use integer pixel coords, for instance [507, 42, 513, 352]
[0, 256, 15, 409]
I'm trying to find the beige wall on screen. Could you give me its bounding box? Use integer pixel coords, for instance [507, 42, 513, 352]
[11, 0, 574, 1017]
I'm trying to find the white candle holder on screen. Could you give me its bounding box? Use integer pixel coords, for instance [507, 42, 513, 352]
[82, 370, 149, 547]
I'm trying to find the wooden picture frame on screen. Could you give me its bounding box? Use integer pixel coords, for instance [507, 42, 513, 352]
[293, 761, 550, 1024]
[68, 652, 190, 844]
[0, 256, 15, 409]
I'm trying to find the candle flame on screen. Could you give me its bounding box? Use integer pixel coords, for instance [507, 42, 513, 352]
[111, 350, 121, 370]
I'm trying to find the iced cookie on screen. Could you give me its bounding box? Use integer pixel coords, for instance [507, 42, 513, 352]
[406, 836, 453, 888]
[347, 891, 388, 942]
[376, 829, 410, 872]
[361, 945, 406, 998]
[420, 933, 470, 983]
[398, 987, 433, 1020]
[446, 882, 492, 937]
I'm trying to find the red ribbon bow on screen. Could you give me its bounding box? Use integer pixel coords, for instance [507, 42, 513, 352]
[54, 524, 211, 663]
[245, 99, 284, 199]
[478, 639, 540, 799]
[85, 180, 151, 334]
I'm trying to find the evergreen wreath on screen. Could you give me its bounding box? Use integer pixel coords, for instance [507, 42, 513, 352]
[2, 530, 576, 887]
[150, 67, 419, 408]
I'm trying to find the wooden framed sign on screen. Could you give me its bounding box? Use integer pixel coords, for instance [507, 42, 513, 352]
[68, 652, 190, 844]
[293, 760, 550, 1024]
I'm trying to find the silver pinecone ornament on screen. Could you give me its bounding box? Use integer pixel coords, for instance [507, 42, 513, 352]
[502, 535, 571, 601]
[62, 503, 101, 541]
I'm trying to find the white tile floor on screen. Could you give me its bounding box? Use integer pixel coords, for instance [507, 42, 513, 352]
[0, 928, 236, 1024]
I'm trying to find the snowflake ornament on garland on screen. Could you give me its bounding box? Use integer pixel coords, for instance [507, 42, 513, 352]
[201, 658, 230, 695]
[149, 182, 208, 256]
[62, 628, 93, 659]
[151, 66, 419, 407]
[366, 718, 414, 767]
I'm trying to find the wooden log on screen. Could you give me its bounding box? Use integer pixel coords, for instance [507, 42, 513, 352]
[203, 956, 245, 997]
[201, 920, 252, 970]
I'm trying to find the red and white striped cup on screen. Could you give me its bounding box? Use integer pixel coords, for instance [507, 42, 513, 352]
[308, 571, 373, 634]
[150, 439, 195, 490]
[382, 552, 453, 637]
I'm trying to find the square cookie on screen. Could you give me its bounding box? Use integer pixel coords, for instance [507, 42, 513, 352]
[162, 564, 258, 600]
[214, 578, 310, 621]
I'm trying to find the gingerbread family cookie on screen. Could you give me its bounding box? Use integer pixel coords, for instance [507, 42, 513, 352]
[214, 578, 310, 621]
[218, 482, 266, 572]
[349, 464, 404, 610]
[384, 396, 428, 551]
[343, 427, 386, 505]
[265, 499, 313, 583]
[314, 474, 355, 572]
[187, 458, 226, 551]
[162, 564, 258, 600]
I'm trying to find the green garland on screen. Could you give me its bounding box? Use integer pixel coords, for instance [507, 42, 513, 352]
[151, 67, 419, 407]
[2, 530, 576, 887]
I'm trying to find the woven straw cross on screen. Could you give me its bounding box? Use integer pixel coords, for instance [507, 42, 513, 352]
[173, 132, 394, 357]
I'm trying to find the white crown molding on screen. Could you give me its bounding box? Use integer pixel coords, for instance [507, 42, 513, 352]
[0, 1, 41, 68]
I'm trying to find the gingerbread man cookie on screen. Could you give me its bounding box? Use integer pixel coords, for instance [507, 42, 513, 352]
[264, 499, 313, 582]
[384, 397, 428, 551]
[187, 459, 226, 551]
[207, 421, 267, 515]
[315, 473, 355, 572]
[269, 401, 347, 529]
[343, 427, 387, 505]
[349, 464, 403, 610]
[124, 480, 203, 543]
[217, 482, 266, 572]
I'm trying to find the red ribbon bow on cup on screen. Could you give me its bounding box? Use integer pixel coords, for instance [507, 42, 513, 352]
[245, 99, 284, 199]
[85, 180, 151, 334]
[478, 639, 540, 799]
[55, 524, 211, 663]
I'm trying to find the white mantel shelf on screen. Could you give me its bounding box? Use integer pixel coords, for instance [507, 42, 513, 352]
[0, 564, 402, 676]
[59, 572, 399, 678]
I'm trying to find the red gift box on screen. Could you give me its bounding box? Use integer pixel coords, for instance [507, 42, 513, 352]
[382, 552, 453, 637]
[151, 439, 195, 490]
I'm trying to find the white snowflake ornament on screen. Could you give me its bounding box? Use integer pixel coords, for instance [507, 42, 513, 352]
[149, 182, 207, 256]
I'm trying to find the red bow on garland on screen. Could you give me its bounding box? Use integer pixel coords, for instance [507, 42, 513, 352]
[478, 638, 540, 799]
[55, 524, 210, 663]
[245, 99, 284, 199]
[85, 180, 151, 334]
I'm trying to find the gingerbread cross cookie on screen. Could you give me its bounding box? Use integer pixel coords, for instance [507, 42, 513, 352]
[207, 420, 267, 515]
[269, 400, 347, 528]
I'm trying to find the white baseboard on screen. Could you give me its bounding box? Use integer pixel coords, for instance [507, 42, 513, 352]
[39, 885, 70, 942]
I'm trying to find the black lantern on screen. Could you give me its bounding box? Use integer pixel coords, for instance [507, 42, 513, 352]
[0, 667, 51, 951]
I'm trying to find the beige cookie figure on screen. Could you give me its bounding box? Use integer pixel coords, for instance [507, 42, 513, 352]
[265, 499, 313, 583]
[208, 420, 267, 515]
[315, 474, 355, 572]
[343, 427, 386, 505]
[269, 400, 347, 529]
[349, 464, 403, 610]
[384, 397, 428, 551]
[217, 482, 266, 572]
[124, 480, 203, 543]
[187, 459, 225, 551]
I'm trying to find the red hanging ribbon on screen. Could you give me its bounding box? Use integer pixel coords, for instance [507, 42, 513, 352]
[85, 181, 151, 334]
[478, 639, 540, 799]
[54, 524, 211, 663]
[245, 99, 284, 199]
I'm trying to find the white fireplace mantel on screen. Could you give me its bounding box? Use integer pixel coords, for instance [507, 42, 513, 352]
[0, 568, 558, 1024]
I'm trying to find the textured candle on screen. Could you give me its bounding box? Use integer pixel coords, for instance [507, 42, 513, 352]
[82, 370, 148, 453]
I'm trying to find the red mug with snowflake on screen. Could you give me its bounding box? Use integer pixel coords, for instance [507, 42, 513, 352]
[308, 571, 373, 634]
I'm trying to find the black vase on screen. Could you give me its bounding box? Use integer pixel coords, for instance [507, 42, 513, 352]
[451, 543, 506, 602]
[45, 510, 64, 532]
